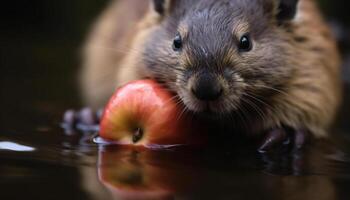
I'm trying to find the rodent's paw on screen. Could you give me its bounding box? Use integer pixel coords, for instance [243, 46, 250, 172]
[258, 127, 309, 153]
[62, 108, 103, 134]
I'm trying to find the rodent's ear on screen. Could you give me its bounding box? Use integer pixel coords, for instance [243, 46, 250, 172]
[275, 0, 299, 22]
[152, 0, 172, 15]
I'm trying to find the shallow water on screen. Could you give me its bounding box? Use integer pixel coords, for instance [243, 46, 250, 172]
[1, 94, 350, 200]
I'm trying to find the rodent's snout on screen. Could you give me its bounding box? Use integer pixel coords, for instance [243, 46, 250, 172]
[190, 73, 223, 101]
[179, 69, 244, 114]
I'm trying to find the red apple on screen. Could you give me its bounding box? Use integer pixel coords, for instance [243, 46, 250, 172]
[99, 79, 205, 149]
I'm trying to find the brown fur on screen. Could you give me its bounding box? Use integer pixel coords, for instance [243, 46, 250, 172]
[81, 0, 341, 137]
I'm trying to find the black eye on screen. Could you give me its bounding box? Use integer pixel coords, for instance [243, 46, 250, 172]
[173, 33, 182, 51]
[238, 35, 252, 52]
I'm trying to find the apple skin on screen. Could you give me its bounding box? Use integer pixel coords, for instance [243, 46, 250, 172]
[99, 79, 205, 148]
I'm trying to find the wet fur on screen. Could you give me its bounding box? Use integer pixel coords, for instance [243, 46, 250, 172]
[81, 0, 341, 137]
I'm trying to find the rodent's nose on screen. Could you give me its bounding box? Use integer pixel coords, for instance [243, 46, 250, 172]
[191, 74, 223, 101]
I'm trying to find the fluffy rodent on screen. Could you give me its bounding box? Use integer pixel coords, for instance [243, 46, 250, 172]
[81, 0, 341, 138]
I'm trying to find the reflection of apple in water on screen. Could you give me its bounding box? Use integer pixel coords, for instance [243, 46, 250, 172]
[99, 79, 205, 149]
[98, 147, 200, 200]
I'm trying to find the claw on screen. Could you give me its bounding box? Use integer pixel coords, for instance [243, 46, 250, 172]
[258, 127, 309, 153]
[258, 128, 287, 153]
[78, 107, 97, 125]
[63, 109, 76, 127]
[62, 108, 103, 134]
[294, 129, 307, 150]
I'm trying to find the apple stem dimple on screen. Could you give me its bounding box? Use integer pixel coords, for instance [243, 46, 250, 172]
[132, 128, 143, 143]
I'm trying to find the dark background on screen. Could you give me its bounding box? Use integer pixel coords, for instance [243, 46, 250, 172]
[0, 0, 349, 127]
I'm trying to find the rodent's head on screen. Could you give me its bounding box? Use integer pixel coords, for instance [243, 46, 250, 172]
[143, 0, 299, 115]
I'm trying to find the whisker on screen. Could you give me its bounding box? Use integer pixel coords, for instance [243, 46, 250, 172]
[233, 100, 250, 132]
[241, 97, 266, 126]
[252, 84, 290, 98]
[243, 92, 275, 115]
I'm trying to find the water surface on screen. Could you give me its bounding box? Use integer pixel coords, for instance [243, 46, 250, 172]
[1, 97, 350, 200]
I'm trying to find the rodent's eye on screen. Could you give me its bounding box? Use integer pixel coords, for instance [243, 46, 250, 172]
[172, 33, 182, 51]
[238, 35, 252, 52]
